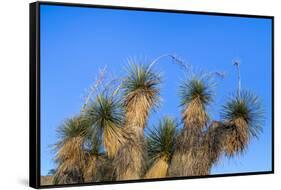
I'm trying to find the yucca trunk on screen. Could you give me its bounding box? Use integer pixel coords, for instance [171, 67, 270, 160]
[113, 64, 160, 180]
[83, 154, 115, 182]
[144, 157, 169, 179]
[169, 118, 228, 177]
[224, 118, 249, 155]
[114, 95, 150, 180]
[169, 81, 210, 176]
[54, 137, 87, 184]
[114, 127, 146, 180]
[124, 92, 154, 129]
[113, 113, 149, 180]
[103, 125, 126, 159]
[83, 155, 98, 183]
[196, 121, 232, 176]
[182, 97, 208, 129]
[202, 121, 228, 166]
[168, 127, 210, 176]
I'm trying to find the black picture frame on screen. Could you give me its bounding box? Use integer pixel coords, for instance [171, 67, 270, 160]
[29, 1, 274, 189]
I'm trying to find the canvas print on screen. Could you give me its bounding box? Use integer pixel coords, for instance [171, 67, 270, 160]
[33, 2, 273, 187]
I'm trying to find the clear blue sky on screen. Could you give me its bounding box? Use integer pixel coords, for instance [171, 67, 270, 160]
[40, 4, 272, 176]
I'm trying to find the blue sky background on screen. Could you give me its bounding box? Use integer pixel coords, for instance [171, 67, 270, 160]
[40, 5, 272, 176]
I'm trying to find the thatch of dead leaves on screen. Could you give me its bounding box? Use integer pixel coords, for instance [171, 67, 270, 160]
[113, 126, 147, 180]
[169, 77, 214, 176]
[82, 126, 104, 182]
[112, 62, 161, 180]
[122, 63, 161, 128]
[221, 91, 264, 156]
[168, 127, 207, 176]
[54, 117, 91, 184]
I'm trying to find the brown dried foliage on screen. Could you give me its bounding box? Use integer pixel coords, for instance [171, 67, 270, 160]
[182, 97, 208, 129]
[113, 127, 147, 180]
[124, 88, 158, 129]
[144, 156, 169, 179]
[224, 118, 249, 156]
[54, 137, 86, 184]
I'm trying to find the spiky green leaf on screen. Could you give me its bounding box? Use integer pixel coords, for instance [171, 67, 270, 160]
[147, 117, 178, 162]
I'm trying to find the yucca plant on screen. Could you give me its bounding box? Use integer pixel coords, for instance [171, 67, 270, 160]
[145, 117, 178, 179]
[220, 91, 263, 156]
[123, 63, 161, 129]
[195, 90, 264, 176]
[194, 120, 230, 175]
[169, 125, 213, 176]
[169, 76, 214, 176]
[112, 135, 146, 180]
[51, 56, 264, 182]
[54, 116, 91, 184]
[113, 62, 161, 180]
[180, 77, 213, 128]
[82, 127, 103, 182]
[85, 93, 125, 159]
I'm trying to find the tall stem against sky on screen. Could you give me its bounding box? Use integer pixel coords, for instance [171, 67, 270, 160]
[233, 60, 241, 98]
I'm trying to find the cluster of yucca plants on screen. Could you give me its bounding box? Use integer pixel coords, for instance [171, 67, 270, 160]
[52, 56, 263, 184]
